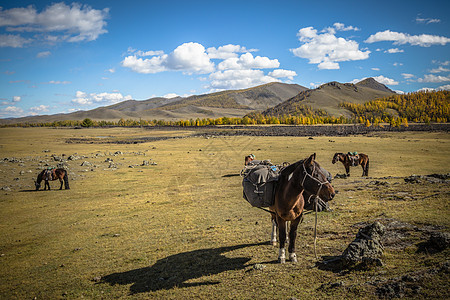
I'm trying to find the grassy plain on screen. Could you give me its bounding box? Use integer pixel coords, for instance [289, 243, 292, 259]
[0, 127, 449, 299]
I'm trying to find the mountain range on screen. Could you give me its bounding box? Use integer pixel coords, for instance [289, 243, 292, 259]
[0, 78, 395, 124]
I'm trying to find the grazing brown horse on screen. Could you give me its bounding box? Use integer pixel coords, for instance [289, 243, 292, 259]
[270, 153, 335, 263]
[332, 152, 369, 177]
[35, 168, 70, 190]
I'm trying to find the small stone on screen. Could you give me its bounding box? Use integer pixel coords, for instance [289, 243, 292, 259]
[253, 264, 266, 271]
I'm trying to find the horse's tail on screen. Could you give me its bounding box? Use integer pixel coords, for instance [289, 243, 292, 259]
[365, 157, 369, 176]
[63, 170, 70, 189]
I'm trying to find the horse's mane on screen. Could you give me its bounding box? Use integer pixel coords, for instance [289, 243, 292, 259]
[279, 159, 305, 177]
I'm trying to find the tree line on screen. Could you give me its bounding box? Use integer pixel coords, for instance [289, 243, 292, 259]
[2, 91, 448, 128]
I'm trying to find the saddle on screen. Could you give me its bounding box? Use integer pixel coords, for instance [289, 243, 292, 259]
[241, 161, 280, 207]
[347, 152, 359, 166]
[44, 168, 54, 181]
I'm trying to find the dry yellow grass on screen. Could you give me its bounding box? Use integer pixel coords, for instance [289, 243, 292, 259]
[0, 127, 449, 299]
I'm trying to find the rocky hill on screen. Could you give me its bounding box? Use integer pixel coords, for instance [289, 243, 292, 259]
[263, 78, 396, 118]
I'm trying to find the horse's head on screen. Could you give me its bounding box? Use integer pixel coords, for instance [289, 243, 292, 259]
[34, 180, 40, 191]
[303, 153, 335, 202]
[332, 153, 341, 164]
[244, 154, 255, 165]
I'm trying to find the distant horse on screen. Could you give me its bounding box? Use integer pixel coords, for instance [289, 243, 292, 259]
[35, 168, 70, 190]
[270, 153, 335, 263]
[332, 152, 369, 177]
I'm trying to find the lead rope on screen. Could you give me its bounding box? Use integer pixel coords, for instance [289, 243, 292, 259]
[314, 196, 318, 260]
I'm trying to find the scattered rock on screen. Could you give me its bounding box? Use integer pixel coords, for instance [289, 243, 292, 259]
[80, 161, 91, 167]
[335, 173, 348, 179]
[319, 222, 385, 271]
[68, 155, 80, 161]
[404, 174, 450, 184]
[252, 263, 266, 271]
[341, 221, 385, 268]
[423, 232, 450, 252]
[52, 155, 63, 162]
[142, 160, 149, 166]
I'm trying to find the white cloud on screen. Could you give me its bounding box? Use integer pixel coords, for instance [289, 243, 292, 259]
[0, 2, 109, 46]
[402, 73, 415, 79]
[371, 68, 380, 71]
[122, 55, 168, 74]
[429, 66, 450, 73]
[36, 51, 51, 58]
[122, 42, 214, 74]
[107, 68, 115, 73]
[46, 80, 71, 84]
[333, 22, 360, 32]
[218, 52, 279, 70]
[373, 75, 399, 85]
[385, 48, 404, 53]
[393, 62, 403, 67]
[135, 50, 165, 57]
[438, 84, 450, 90]
[29, 105, 49, 115]
[291, 26, 370, 70]
[207, 44, 252, 59]
[0, 34, 31, 47]
[351, 75, 398, 86]
[268, 69, 297, 80]
[416, 16, 440, 24]
[365, 30, 450, 47]
[417, 74, 450, 83]
[13, 96, 21, 102]
[163, 93, 179, 99]
[1, 106, 24, 117]
[417, 87, 436, 92]
[208, 69, 279, 90]
[72, 91, 132, 105]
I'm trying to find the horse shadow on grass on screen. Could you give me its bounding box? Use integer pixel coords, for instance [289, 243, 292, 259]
[100, 242, 266, 295]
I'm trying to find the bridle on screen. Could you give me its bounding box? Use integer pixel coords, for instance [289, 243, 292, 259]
[300, 161, 330, 202]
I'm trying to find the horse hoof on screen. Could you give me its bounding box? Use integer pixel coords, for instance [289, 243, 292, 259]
[289, 253, 297, 263]
[271, 241, 277, 246]
[278, 257, 286, 264]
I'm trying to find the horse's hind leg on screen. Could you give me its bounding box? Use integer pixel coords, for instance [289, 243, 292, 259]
[345, 165, 350, 176]
[45, 180, 50, 190]
[59, 179, 63, 190]
[270, 217, 277, 246]
[287, 216, 302, 263]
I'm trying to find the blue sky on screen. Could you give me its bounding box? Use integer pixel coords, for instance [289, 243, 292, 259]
[0, 0, 449, 118]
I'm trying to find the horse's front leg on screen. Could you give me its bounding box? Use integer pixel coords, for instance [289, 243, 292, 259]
[345, 165, 350, 176]
[276, 215, 287, 263]
[45, 180, 50, 190]
[287, 215, 302, 263]
[59, 179, 63, 190]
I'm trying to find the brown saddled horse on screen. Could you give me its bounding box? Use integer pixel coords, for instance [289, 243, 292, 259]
[35, 168, 70, 190]
[270, 153, 335, 263]
[332, 152, 369, 177]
